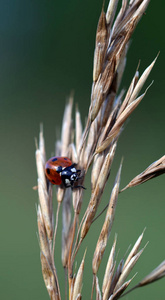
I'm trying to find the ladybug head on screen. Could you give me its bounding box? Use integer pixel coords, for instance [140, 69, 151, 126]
[61, 164, 80, 188]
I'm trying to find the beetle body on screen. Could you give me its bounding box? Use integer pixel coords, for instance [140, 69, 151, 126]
[45, 156, 84, 189]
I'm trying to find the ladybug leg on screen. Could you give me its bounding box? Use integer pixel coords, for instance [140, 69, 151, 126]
[71, 185, 86, 190]
[75, 169, 85, 186]
[76, 169, 81, 174]
[70, 163, 77, 168]
[77, 175, 83, 180]
[78, 185, 86, 190]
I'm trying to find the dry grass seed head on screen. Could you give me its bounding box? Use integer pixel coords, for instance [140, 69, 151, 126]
[35, 1, 165, 299]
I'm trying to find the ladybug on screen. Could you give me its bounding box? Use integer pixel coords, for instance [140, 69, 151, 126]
[45, 156, 85, 189]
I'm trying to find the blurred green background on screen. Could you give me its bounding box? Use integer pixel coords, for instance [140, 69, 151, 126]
[0, 0, 164, 299]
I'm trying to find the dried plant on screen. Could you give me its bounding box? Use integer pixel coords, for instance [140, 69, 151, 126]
[35, 1, 165, 299]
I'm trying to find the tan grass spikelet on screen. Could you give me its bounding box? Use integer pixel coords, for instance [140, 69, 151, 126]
[72, 186, 84, 214]
[115, 45, 128, 92]
[70, 274, 76, 300]
[38, 124, 46, 162]
[40, 252, 60, 300]
[98, 54, 116, 95]
[55, 140, 61, 157]
[37, 205, 52, 264]
[36, 142, 54, 222]
[96, 92, 123, 149]
[102, 264, 116, 300]
[112, 20, 135, 73]
[80, 147, 116, 240]
[90, 80, 104, 123]
[138, 260, 165, 286]
[102, 234, 117, 295]
[106, 0, 119, 25]
[109, 0, 127, 40]
[91, 152, 105, 191]
[72, 250, 86, 300]
[114, 245, 147, 293]
[95, 276, 101, 300]
[95, 81, 153, 154]
[38, 178, 53, 240]
[121, 261, 165, 297]
[37, 206, 60, 300]
[110, 258, 124, 295]
[132, 0, 151, 22]
[92, 162, 122, 275]
[121, 155, 165, 191]
[100, 90, 116, 128]
[61, 94, 73, 157]
[92, 142, 117, 191]
[56, 187, 65, 203]
[96, 54, 157, 153]
[68, 143, 78, 164]
[83, 118, 98, 169]
[62, 225, 73, 268]
[36, 149, 47, 191]
[75, 105, 83, 155]
[111, 0, 150, 41]
[74, 294, 81, 300]
[109, 274, 136, 300]
[127, 55, 158, 104]
[123, 230, 145, 270]
[118, 71, 139, 117]
[61, 188, 72, 267]
[93, 9, 107, 82]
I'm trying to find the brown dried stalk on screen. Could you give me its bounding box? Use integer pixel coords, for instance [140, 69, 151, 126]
[35, 1, 165, 299]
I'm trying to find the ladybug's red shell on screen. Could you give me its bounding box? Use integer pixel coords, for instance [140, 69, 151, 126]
[45, 156, 72, 185]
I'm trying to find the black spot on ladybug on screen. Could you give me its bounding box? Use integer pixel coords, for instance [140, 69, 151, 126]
[64, 158, 68, 160]
[52, 180, 55, 183]
[52, 158, 57, 162]
[47, 168, 50, 174]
